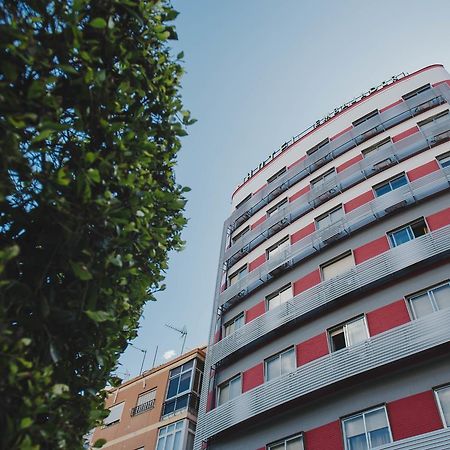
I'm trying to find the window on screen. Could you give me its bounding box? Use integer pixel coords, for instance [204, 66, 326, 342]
[103, 402, 124, 427]
[373, 173, 408, 197]
[402, 83, 431, 100]
[435, 385, 450, 427]
[418, 109, 449, 129]
[265, 347, 295, 381]
[217, 374, 241, 406]
[266, 236, 290, 260]
[387, 218, 428, 248]
[131, 389, 156, 416]
[224, 312, 244, 337]
[321, 251, 354, 281]
[306, 138, 329, 156]
[162, 360, 195, 416]
[267, 284, 292, 311]
[232, 225, 250, 244]
[311, 168, 336, 189]
[315, 205, 343, 230]
[267, 197, 288, 217]
[267, 167, 287, 184]
[408, 281, 450, 319]
[352, 110, 378, 127]
[156, 420, 189, 450]
[342, 406, 392, 450]
[228, 264, 247, 287]
[362, 137, 392, 157]
[329, 316, 368, 352]
[235, 193, 252, 210]
[437, 152, 450, 168]
[268, 434, 304, 450]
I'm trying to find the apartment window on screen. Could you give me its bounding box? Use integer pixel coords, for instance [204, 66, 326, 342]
[266, 236, 290, 260]
[235, 193, 252, 210]
[373, 173, 408, 197]
[437, 151, 450, 168]
[387, 218, 428, 248]
[131, 389, 156, 416]
[267, 167, 287, 184]
[228, 264, 247, 286]
[265, 347, 296, 381]
[315, 205, 343, 230]
[267, 434, 304, 450]
[156, 419, 188, 450]
[232, 225, 250, 244]
[267, 197, 288, 217]
[408, 281, 450, 319]
[267, 284, 292, 311]
[224, 312, 244, 337]
[162, 360, 195, 416]
[321, 251, 354, 281]
[418, 109, 449, 129]
[435, 385, 450, 427]
[362, 137, 392, 157]
[306, 138, 329, 156]
[342, 406, 392, 450]
[103, 402, 124, 427]
[217, 374, 241, 406]
[352, 110, 378, 127]
[329, 316, 368, 352]
[311, 168, 336, 189]
[402, 83, 431, 100]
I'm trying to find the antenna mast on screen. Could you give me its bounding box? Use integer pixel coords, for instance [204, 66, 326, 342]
[165, 323, 188, 355]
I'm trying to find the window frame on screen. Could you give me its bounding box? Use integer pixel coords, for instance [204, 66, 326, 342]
[103, 402, 125, 427]
[386, 217, 428, 248]
[306, 138, 329, 156]
[402, 83, 431, 100]
[373, 173, 408, 197]
[310, 167, 336, 189]
[341, 405, 393, 450]
[320, 250, 354, 281]
[232, 225, 250, 244]
[267, 197, 288, 218]
[266, 283, 292, 311]
[328, 315, 369, 352]
[315, 204, 343, 230]
[266, 433, 304, 450]
[361, 137, 392, 157]
[223, 312, 245, 337]
[264, 346, 296, 382]
[156, 419, 191, 450]
[417, 109, 449, 128]
[217, 374, 242, 406]
[267, 167, 287, 184]
[266, 235, 290, 260]
[407, 280, 450, 319]
[228, 264, 248, 287]
[434, 384, 450, 428]
[352, 110, 379, 127]
[235, 193, 252, 210]
[437, 151, 450, 169]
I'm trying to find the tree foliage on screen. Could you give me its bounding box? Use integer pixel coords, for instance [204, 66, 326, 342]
[0, 1, 193, 448]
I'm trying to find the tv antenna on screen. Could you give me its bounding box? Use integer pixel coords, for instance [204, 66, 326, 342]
[129, 342, 147, 375]
[165, 324, 188, 355]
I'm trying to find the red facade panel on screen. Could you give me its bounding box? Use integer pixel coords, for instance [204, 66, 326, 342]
[245, 300, 266, 323]
[304, 420, 344, 450]
[344, 190, 375, 213]
[331, 125, 353, 141]
[406, 160, 439, 182]
[213, 329, 221, 344]
[296, 332, 329, 366]
[293, 269, 321, 296]
[426, 207, 450, 230]
[251, 215, 267, 230]
[289, 184, 311, 202]
[249, 254, 266, 272]
[392, 125, 419, 143]
[291, 222, 316, 245]
[206, 390, 215, 412]
[336, 154, 363, 173]
[366, 299, 411, 336]
[242, 363, 264, 393]
[432, 79, 450, 88]
[387, 391, 443, 440]
[353, 236, 390, 264]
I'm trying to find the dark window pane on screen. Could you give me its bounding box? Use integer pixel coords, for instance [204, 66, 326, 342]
[178, 371, 192, 393]
[175, 394, 189, 411]
[331, 330, 346, 351]
[390, 175, 407, 190]
[411, 220, 427, 238]
[167, 377, 179, 399]
[374, 183, 391, 197]
[369, 428, 391, 447]
[163, 399, 176, 415]
[182, 360, 194, 371]
[170, 366, 182, 376]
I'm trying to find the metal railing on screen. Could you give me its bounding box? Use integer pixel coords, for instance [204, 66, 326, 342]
[219, 165, 450, 308]
[223, 117, 450, 268]
[210, 224, 450, 366]
[198, 308, 450, 441]
[228, 83, 450, 231]
[377, 427, 450, 449]
[130, 399, 155, 417]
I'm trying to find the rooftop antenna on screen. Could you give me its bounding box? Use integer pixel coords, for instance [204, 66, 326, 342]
[129, 342, 148, 375]
[165, 324, 188, 355]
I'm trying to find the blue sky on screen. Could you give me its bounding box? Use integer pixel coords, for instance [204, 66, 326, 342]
[117, 0, 450, 378]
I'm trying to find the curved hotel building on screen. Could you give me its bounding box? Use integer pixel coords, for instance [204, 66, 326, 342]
[194, 64, 450, 450]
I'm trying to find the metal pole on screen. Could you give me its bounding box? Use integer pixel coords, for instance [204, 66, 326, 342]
[151, 345, 158, 369]
[139, 349, 147, 375]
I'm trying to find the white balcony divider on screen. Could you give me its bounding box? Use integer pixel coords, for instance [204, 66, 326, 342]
[197, 308, 450, 442]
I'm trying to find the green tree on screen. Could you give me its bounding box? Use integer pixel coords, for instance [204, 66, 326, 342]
[0, 1, 193, 448]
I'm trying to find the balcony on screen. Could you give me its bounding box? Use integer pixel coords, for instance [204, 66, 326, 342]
[198, 308, 450, 441]
[211, 224, 450, 366]
[378, 427, 450, 449]
[223, 115, 450, 270]
[161, 393, 200, 420]
[130, 399, 155, 417]
[219, 165, 450, 308]
[228, 83, 450, 231]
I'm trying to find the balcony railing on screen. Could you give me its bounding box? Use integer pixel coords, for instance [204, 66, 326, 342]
[378, 427, 450, 449]
[130, 399, 155, 417]
[198, 308, 450, 441]
[210, 224, 450, 366]
[219, 164, 450, 308]
[161, 392, 200, 420]
[228, 83, 450, 231]
[223, 116, 450, 268]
